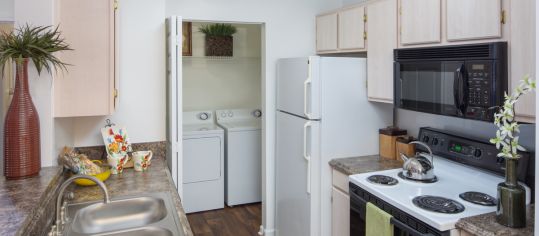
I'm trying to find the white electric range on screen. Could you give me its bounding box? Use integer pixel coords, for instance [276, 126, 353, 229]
[348, 127, 533, 236]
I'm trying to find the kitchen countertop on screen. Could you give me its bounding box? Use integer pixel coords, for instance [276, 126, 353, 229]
[329, 155, 403, 175]
[0, 166, 64, 236]
[456, 204, 534, 236]
[70, 155, 193, 236]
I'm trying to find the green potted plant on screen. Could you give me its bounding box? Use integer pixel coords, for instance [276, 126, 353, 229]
[199, 23, 237, 57]
[490, 75, 535, 228]
[0, 24, 71, 179]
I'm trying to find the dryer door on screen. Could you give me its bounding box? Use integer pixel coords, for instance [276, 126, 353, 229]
[183, 137, 221, 183]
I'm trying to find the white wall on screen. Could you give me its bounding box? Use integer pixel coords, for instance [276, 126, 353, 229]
[342, 0, 367, 7]
[0, 0, 13, 20]
[166, 0, 342, 235]
[183, 23, 261, 111]
[70, 0, 166, 147]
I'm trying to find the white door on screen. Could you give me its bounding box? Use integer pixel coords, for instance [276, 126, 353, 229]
[399, 0, 441, 45]
[446, 0, 502, 41]
[276, 57, 321, 119]
[166, 16, 182, 197]
[275, 111, 320, 236]
[338, 6, 366, 50]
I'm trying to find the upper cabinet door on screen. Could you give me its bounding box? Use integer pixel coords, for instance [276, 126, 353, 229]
[399, 0, 441, 45]
[446, 0, 502, 41]
[510, 0, 535, 122]
[54, 0, 118, 117]
[367, 0, 397, 103]
[316, 13, 338, 52]
[338, 6, 366, 50]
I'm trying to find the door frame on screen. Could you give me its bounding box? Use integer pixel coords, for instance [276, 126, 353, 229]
[169, 17, 272, 235]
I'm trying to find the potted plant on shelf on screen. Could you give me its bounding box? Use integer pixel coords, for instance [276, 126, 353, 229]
[490, 75, 535, 228]
[0, 24, 71, 179]
[199, 23, 237, 57]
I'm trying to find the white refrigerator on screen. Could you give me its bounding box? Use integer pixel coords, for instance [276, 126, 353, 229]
[275, 56, 392, 236]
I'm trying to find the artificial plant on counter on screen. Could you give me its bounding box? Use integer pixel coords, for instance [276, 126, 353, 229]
[489, 74, 535, 228]
[490, 75, 536, 158]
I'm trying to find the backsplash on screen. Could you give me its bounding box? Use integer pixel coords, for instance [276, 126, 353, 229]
[76, 141, 166, 160]
[397, 109, 536, 152]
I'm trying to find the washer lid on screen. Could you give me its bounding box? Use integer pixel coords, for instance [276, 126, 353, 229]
[218, 120, 261, 131]
[183, 124, 224, 136]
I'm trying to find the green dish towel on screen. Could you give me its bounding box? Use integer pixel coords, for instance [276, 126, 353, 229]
[366, 202, 394, 236]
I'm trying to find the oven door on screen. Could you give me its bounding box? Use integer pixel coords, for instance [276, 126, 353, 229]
[350, 184, 443, 236]
[395, 61, 467, 117]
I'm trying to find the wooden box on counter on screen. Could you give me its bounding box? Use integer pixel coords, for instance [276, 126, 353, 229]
[379, 127, 407, 160]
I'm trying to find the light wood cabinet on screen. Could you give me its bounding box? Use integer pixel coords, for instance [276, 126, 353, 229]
[332, 187, 350, 236]
[332, 169, 350, 236]
[367, 0, 397, 103]
[316, 13, 338, 52]
[338, 6, 366, 51]
[446, 0, 502, 42]
[510, 0, 535, 122]
[54, 0, 118, 117]
[399, 0, 441, 45]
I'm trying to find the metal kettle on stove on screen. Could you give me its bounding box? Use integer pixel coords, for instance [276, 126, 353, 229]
[399, 141, 436, 181]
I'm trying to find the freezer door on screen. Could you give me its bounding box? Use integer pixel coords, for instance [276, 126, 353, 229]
[277, 57, 321, 119]
[275, 112, 320, 236]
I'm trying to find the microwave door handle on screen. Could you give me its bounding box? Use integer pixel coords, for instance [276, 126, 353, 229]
[454, 64, 466, 115]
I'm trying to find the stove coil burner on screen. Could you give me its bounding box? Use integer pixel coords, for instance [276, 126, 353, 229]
[366, 175, 398, 186]
[397, 172, 438, 183]
[459, 191, 497, 206]
[412, 195, 465, 214]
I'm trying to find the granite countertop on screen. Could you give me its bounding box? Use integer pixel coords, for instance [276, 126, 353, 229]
[70, 155, 193, 236]
[0, 166, 63, 236]
[329, 155, 403, 175]
[456, 205, 534, 236]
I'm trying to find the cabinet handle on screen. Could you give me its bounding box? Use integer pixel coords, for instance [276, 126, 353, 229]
[114, 0, 119, 11]
[500, 10, 506, 24]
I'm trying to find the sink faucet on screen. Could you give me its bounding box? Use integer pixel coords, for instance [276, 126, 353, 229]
[53, 175, 110, 235]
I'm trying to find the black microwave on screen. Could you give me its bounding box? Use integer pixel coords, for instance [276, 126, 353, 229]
[394, 42, 508, 122]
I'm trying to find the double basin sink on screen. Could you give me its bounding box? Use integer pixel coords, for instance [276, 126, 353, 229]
[61, 192, 183, 236]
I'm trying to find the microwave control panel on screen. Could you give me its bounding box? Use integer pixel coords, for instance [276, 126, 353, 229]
[465, 62, 493, 121]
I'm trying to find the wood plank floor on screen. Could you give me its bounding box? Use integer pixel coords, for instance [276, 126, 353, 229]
[187, 203, 262, 236]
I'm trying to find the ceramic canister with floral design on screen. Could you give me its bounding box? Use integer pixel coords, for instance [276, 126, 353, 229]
[107, 153, 128, 174]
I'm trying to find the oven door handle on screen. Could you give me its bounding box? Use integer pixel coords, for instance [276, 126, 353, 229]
[453, 64, 468, 115]
[390, 217, 435, 236]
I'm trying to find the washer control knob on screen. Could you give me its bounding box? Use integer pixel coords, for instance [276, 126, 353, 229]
[199, 112, 210, 120]
[432, 138, 439, 145]
[422, 136, 430, 143]
[227, 111, 234, 117]
[253, 109, 262, 118]
[221, 112, 227, 117]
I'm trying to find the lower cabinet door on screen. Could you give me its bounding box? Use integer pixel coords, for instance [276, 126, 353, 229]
[332, 187, 350, 236]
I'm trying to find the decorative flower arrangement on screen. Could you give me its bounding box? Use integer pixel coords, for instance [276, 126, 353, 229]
[489, 75, 536, 158]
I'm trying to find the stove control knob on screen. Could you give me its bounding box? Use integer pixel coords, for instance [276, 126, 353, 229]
[422, 136, 430, 143]
[432, 138, 439, 145]
[473, 149, 482, 158]
[496, 156, 505, 164]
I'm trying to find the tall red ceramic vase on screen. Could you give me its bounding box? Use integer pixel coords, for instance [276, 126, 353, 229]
[4, 59, 41, 179]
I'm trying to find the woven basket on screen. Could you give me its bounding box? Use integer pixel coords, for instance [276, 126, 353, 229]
[4, 59, 41, 180]
[205, 36, 233, 57]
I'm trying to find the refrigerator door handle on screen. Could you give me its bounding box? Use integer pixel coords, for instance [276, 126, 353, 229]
[303, 79, 312, 119]
[303, 121, 312, 194]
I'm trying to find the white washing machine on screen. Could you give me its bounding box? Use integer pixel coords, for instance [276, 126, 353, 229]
[216, 109, 262, 206]
[182, 110, 224, 213]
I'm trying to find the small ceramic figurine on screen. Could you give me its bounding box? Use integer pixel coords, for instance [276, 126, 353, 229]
[132, 151, 153, 172]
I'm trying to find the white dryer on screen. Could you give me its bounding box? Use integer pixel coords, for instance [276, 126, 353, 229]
[182, 111, 224, 213]
[216, 109, 262, 206]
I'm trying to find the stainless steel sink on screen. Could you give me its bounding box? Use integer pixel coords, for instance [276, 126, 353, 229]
[95, 227, 173, 236]
[62, 192, 183, 236]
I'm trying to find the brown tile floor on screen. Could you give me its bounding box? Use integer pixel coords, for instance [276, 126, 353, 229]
[187, 203, 262, 236]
